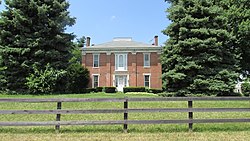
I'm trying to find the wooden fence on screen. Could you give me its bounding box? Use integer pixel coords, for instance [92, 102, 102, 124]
[0, 97, 250, 133]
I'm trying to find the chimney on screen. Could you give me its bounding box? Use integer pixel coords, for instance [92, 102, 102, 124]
[154, 35, 158, 46]
[86, 37, 91, 47]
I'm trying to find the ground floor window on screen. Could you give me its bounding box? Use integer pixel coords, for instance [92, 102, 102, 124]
[144, 74, 150, 88]
[93, 75, 99, 88]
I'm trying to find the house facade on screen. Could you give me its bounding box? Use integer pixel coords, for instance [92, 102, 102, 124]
[82, 36, 162, 91]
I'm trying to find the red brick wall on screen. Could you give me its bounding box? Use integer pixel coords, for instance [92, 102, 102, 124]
[82, 52, 162, 89]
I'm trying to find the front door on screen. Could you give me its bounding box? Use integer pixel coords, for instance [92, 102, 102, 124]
[115, 75, 127, 92]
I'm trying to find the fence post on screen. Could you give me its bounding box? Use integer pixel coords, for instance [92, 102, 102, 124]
[188, 100, 193, 131]
[55, 102, 62, 132]
[124, 97, 128, 133]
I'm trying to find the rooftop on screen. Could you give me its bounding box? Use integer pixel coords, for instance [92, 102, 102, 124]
[86, 37, 159, 48]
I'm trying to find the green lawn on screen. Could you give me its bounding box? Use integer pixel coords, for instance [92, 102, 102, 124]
[0, 93, 250, 141]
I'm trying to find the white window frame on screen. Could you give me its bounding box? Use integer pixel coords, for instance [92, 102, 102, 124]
[143, 73, 151, 88]
[144, 53, 150, 67]
[93, 54, 99, 68]
[115, 54, 127, 71]
[92, 74, 100, 88]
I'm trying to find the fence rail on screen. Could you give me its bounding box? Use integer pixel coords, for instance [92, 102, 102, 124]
[0, 97, 250, 132]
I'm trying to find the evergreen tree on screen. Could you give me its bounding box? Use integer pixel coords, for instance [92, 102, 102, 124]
[162, 0, 239, 95]
[224, 0, 250, 77]
[0, 0, 75, 93]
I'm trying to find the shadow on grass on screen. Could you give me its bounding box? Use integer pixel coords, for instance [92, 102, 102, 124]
[1, 123, 250, 134]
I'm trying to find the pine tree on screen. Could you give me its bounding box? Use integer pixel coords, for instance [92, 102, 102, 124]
[0, 0, 75, 93]
[224, 0, 250, 78]
[162, 0, 239, 95]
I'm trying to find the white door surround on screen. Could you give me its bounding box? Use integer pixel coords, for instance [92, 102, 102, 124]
[114, 75, 129, 92]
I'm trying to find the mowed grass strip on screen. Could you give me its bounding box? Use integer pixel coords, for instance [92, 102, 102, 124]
[1, 93, 250, 140]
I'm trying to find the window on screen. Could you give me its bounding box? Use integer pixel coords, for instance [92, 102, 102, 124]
[93, 75, 99, 88]
[144, 53, 150, 67]
[115, 54, 127, 71]
[93, 54, 99, 67]
[144, 75, 150, 88]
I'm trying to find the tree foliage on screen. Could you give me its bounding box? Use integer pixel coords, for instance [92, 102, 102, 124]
[162, 0, 239, 95]
[26, 64, 66, 94]
[0, 0, 75, 93]
[224, 0, 250, 77]
[66, 42, 89, 93]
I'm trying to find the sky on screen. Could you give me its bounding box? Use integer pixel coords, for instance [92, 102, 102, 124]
[0, 0, 171, 45]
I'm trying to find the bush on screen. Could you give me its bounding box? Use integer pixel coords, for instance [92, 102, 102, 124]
[242, 82, 250, 96]
[86, 88, 96, 93]
[104, 87, 116, 93]
[123, 87, 146, 93]
[96, 87, 104, 92]
[216, 92, 242, 97]
[158, 92, 175, 97]
[148, 88, 163, 94]
[66, 63, 89, 93]
[25, 64, 66, 94]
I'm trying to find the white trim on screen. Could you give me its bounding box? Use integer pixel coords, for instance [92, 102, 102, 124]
[143, 53, 150, 68]
[113, 74, 129, 91]
[115, 53, 128, 71]
[92, 74, 100, 88]
[143, 73, 151, 88]
[93, 54, 100, 68]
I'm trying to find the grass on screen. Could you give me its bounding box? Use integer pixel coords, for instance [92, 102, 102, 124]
[0, 92, 250, 140]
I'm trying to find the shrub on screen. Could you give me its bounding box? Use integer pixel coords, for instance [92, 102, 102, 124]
[158, 92, 175, 97]
[216, 92, 242, 97]
[25, 64, 66, 94]
[104, 87, 116, 93]
[242, 82, 250, 96]
[123, 87, 146, 93]
[96, 87, 104, 92]
[86, 88, 96, 93]
[66, 63, 89, 94]
[149, 88, 163, 94]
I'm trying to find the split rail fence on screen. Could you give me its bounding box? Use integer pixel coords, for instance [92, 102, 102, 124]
[0, 97, 250, 132]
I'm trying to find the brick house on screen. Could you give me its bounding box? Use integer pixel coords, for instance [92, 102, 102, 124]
[82, 36, 162, 91]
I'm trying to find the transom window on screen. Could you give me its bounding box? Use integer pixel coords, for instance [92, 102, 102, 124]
[115, 54, 127, 71]
[93, 54, 99, 68]
[144, 53, 150, 67]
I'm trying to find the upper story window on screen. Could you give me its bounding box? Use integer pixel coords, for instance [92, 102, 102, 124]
[93, 54, 99, 68]
[144, 53, 150, 67]
[115, 54, 127, 71]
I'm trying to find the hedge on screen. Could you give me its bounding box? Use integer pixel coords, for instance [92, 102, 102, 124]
[104, 87, 116, 93]
[96, 87, 104, 92]
[123, 87, 146, 93]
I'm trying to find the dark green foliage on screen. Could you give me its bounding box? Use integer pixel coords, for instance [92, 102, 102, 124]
[96, 87, 104, 92]
[147, 88, 163, 94]
[123, 87, 146, 93]
[25, 64, 66, 94]
[224, 0, 250, 77]
[0, 0, 75, 93]
[65, 42, 89, 94]
[66, 63, 89, 94]
[216, 92, 242, 97]
[103, 87, 116, 93]
[241, 82, 250, 96]
[86, 88, 96, 93]
[162, 0, 239, 95]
